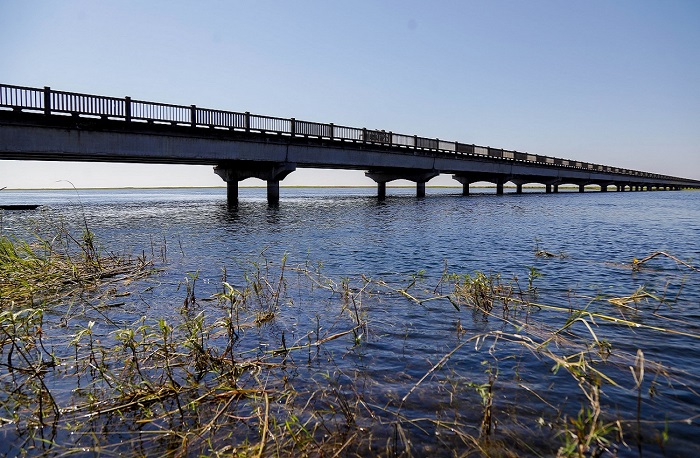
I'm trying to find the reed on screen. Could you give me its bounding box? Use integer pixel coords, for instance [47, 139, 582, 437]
[1, 230, 698, 456]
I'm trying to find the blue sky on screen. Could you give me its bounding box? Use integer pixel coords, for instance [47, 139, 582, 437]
[1, 0, 699, 188]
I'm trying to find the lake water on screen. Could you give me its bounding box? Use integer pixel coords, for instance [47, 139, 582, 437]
[1, 186, 699, 456]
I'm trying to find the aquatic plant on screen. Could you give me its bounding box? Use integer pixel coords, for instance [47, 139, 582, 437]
[1, 230, 699, 457]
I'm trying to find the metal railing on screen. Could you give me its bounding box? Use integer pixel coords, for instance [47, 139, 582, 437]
[0, 83, 684, 183]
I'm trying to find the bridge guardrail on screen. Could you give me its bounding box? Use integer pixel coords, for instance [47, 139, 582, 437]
[196, 108, 246, 130]
[130, 99, 191, 125]
[0, 83, 692, 184]
[51, 90, 125, 118]
[0, 84, 45, 111]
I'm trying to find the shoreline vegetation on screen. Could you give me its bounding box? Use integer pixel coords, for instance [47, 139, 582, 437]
[1, 224, 699, 457]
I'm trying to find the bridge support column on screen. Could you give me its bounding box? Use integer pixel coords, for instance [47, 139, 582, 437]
[579, 184, 585, 193]
[377, 182, 386, 200]
[496, 181, 504, 195]
[267, 180, 280, 205]
[511, 179, 528, 195]
[453, 175, 477, 196]
[553, 184, 559, 193]
[545, 184, 552, 193]
[366, 169, 438, 199]
[226, 180, 238, 204]
[214, 161, 296, 206]
[600, 185, 608, 192]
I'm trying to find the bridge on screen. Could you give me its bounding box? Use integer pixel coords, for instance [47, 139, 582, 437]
[1, 83, 699, 205]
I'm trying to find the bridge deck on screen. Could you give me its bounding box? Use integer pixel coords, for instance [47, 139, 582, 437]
[1, 84, 699, 203]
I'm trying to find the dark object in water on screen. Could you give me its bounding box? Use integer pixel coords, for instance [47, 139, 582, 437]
[0, 204, 40, 210]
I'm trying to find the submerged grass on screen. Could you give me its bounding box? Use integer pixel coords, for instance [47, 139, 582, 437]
[1, 229, 699, 457]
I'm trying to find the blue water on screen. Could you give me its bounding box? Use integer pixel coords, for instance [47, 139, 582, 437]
[1, 187, 699, 456]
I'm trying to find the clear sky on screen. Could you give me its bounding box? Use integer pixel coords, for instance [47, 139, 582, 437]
[1, 0, 699, 188]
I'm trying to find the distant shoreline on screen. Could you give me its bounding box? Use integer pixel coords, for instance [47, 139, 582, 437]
[1, 184, 575, 191]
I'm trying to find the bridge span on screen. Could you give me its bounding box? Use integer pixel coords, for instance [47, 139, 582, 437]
[2, 84, 699, 205]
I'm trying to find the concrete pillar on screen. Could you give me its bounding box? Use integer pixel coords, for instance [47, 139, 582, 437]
[227, 180, 238, 205]
[579, 184, 585, 193]
[267, 180, 280, 206]
[545, 184, 552, 194]
[462, 182, 470, 196]
[214, 161, 296, 206]
[377, 182, 386, 199]
[553, 184, 559, 193]
[516, 183, 523, 194]
[600, 185, 608, 192]
[496, 181, 504, 195]
[367, 169, 437, 200]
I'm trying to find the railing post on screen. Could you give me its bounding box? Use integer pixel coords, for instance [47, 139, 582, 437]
[329, 123, 334, 139]
[125, 96, 131, 122]
[362, 128, 367, 143]
[191, 105, 196, 127]
[290, 118, 296, 136]
[44, 86, 51, 116]
[245, 112, 250, 132]
[414, 135, 418, 151]
[388, 131, 392, 146]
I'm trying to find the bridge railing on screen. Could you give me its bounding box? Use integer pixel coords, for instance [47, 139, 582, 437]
[0, 84, 45, 111]
[130, 99, 191, 124]
[0, 83, 684, 182]
[196, 108, 246, 129]
[333, 125, 363, 141]
[51, 90, 126, 118]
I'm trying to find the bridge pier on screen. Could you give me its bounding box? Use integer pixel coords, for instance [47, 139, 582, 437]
[453, 176, 474, 195]
[267, 180, 280, 203]
[377, 182, 386, 199]
[579, 184, 585, 193]
[366, 169, 438, 199]
[226, 180, 238, 204]
[511, 179, 527, 194]
[214, 161, 296, 206]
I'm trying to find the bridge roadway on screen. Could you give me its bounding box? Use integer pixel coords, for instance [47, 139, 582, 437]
[1, 84, 699, 205]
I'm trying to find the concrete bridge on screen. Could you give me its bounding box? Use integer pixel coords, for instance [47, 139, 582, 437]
[2, 83, 699, 205]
